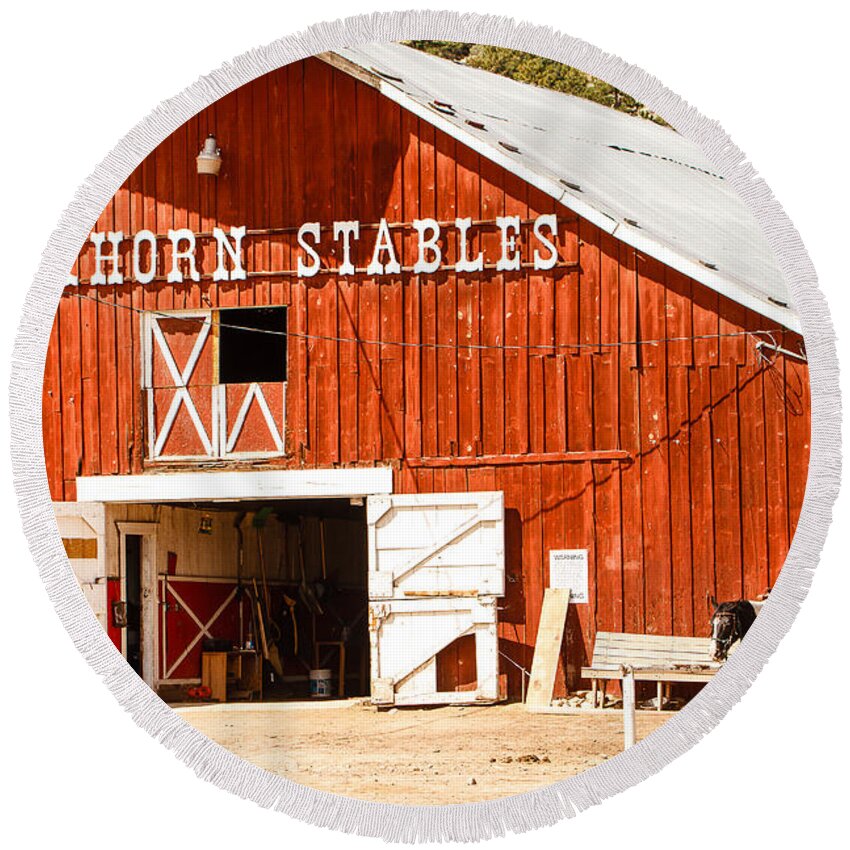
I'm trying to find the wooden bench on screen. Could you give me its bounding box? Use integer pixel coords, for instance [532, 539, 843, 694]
[581, 632, 723, 710]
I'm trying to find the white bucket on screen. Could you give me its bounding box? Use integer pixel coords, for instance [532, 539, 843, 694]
[309, 668, 333, 698]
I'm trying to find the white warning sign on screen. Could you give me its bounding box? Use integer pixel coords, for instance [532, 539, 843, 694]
[549, 549, 589, 603]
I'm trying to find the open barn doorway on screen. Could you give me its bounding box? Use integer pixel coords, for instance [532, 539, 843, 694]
[76, 465, 508, 705]
[155, 498, 370, 702]
[105, 483, 505, 705]
[162, 490, 506, 705]
[265, 498, 371, 699]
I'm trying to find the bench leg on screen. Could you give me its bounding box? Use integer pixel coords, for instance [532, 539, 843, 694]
[657, 681, 663, 711]
[622, 669, 636, 748]
[591, 678, 598, 708]
[600, 681, 607, 709]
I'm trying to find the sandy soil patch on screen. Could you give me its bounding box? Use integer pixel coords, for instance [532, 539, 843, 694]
[175, 700, 670, 804]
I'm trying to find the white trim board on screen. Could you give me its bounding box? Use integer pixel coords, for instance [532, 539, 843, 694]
[76, 467, 393, 503]
[116, 522, 158, 688]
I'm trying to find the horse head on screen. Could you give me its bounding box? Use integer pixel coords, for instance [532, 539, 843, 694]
[710, 602, 737, 661]
[709, 599, 757, 661]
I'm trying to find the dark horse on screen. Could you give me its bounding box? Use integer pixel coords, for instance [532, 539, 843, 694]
[709, 598, 758, 661]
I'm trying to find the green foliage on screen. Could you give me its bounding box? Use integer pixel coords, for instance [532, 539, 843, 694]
[404, 41, 666, 125]
[405, 41, 473, 62]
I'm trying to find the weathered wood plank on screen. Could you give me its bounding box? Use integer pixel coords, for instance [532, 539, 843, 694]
[479, 157, 505, 457]
[405, 449, 631, 467]
[286, 60, 308, 459]
[711, 364, 743, 600]
[334, 67, 360, 464]
[455, 142, 481, 459]
[113, 179, 133, 476]
[419, 121, 439, 459]
[638, 255, 672, 635]
[526, 587, 571, 711]
[42, 317, 65, 499]
[378, 99, 404, 460]
[618, 243, 644, 635]
[435, 129, 458, 457]
[785, 350, 810, 547]
[738, 350, 770, 600]
[503, 171, 530, 455]
[401, 109, 422, 461]
[305, 58, 339, 465]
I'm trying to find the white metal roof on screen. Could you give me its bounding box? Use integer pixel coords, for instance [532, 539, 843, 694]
[330, 43, 798, 332]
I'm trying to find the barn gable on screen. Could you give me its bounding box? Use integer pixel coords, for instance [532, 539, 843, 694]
[326, 42, 798, 333]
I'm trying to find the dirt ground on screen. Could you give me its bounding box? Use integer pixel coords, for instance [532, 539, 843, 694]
[175, 700, 670, 804]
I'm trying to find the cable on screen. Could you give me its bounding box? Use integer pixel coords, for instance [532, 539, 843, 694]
[66, 289, 788, 355]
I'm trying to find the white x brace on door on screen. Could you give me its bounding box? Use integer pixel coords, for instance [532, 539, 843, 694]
[143, 311, 285, 460]
[366, 491, 505, 706]
[145, 312, 216, 457]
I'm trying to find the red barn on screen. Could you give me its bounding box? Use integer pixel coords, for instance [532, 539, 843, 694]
[44, 43, 810, 704]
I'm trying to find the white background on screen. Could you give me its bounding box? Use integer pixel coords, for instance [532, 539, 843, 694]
[1, 2, 846, 847]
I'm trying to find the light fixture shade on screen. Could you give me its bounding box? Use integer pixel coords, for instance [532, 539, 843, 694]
[196, 133, 222, 175]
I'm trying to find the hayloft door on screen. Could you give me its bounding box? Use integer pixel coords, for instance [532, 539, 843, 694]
[142, 308, 286, 461]
[366, 491, 505, 706]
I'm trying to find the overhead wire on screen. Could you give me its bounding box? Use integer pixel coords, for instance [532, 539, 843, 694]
[66, 289, 794, 356]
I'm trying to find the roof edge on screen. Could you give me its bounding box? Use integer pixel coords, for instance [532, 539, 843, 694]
[316, 51, 384, 89]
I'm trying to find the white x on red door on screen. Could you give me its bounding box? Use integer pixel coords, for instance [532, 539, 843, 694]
[142, 310, 285, 460]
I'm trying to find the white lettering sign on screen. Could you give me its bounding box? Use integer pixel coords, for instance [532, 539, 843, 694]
[212, 226, 247, 281]
[91, 231, 124, 285]
[132, 230, 157, 284]
[533, 213, 558, 270]
[366, 217, 401, 275]
[296, 222, 321, 277]
[412, 218, 442, 274]
[549, 549, 589, 603]
[333, 221, 360, 276]
[455, 217, 483, 273]
[496, 215, 521, 272]
[75, 214, 560, 285]
[167, 228, 199, 283]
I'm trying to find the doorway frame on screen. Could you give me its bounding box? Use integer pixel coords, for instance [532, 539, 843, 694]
[116, 522, 158, 688]
[81, 468, 393, 692]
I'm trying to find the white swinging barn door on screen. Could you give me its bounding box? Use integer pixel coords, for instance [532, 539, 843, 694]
[366, 491, 505, 706]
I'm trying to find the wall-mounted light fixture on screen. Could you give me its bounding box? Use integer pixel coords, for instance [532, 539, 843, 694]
[198, 514, 213, 534]
[196, 133, 222, 176]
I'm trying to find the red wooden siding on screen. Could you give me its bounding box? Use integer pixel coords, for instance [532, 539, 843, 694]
[44, 57, 811, 696]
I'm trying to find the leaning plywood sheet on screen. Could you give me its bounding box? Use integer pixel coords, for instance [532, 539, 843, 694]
[526, 588, 571, 711]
